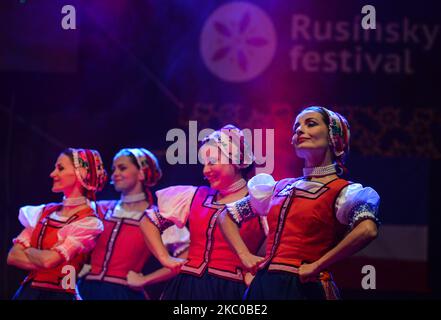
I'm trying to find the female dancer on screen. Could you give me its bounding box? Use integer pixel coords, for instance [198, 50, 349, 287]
[141, 125, 267, 300]
[220, 106, 380, 300]
[78, 148, 189, 300]
[7, 148, 107, 300]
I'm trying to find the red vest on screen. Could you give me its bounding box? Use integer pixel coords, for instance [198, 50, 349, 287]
[86, 201, 152, 286]
[265, 178, 350, 272]
[181, 187, 265, 282]
[25, 203, 96, 293]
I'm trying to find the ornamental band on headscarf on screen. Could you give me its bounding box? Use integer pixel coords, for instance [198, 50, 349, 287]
[201, 124, 255, 169]
[71, 148, 107, 201]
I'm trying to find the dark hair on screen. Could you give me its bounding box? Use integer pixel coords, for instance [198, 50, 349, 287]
[114, 149, 140, 169]
[61, 148, 74, 164]
[300, 106, 330, 127]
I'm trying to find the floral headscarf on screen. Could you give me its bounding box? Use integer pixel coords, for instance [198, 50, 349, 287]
[71, 148, 107, 201]
[201, 124, 254, 169]
[322, 108, 351, 163]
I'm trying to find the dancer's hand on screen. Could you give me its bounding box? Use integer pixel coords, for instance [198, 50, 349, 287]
[239, 252, 265, 275]
[127, 270, 146, 289]
[78, 264, 91, 278]
[160, 255, 186, 274]
[298, 262, 320, 283]
[244, 272, 255, 287]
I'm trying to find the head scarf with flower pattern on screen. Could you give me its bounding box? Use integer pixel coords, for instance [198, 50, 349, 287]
[115, 148, 162, 205]
[70, 148, 107, 201]
[201, 124, 254, 169]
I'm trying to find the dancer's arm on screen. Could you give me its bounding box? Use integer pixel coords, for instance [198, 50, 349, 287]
[8, 206, 44, 270]
[140, 216, 185, 273]
[24, 248, 64, 269]
[218, 211, 264, 274]
[140, 186, 196, 272]
[127, 250, 188, 289]
[299, 185, 380, 282]
[299, 219, 378, 282]
[7, 244, 40, 270]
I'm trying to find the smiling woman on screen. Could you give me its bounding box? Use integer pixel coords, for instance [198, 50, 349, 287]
[140, 125, 268, 300]
[77, 148, 190, 300]
[7, 148, 107, 300]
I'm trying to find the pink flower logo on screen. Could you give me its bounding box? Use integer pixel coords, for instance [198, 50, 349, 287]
[200, 2, 277, 82]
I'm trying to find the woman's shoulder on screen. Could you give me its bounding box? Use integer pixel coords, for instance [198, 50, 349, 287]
[335, 182, 380, 227]
[18, 203, 59, 228]
[156, 185, 198, 198]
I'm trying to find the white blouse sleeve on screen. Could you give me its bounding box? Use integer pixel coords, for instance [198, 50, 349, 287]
[161, 225, 190, 257]
[53, 217, 104, 262]
[335, 183, 380, 229]
[18, 204, 45, 228]
[146, 186, 197, 231]
[248, 174, 276, 215]
[225, 174, 276, 225]
[12, 205, 46, 248]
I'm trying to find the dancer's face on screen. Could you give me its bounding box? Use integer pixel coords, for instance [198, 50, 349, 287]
[201, 145, 239, 191]
[111, 156, 143, 193]
[292, 110, 331, 158]
[50, 154, 79, 193]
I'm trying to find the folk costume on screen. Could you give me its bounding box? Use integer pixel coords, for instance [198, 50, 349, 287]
[78, 148, 190, 300]
[225, 109, 381, 300]
[12, 149, 107, 300]
[147, 126, 268, 300]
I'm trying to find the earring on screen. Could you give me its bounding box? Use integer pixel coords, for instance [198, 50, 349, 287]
[336, 166, 344, 176]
